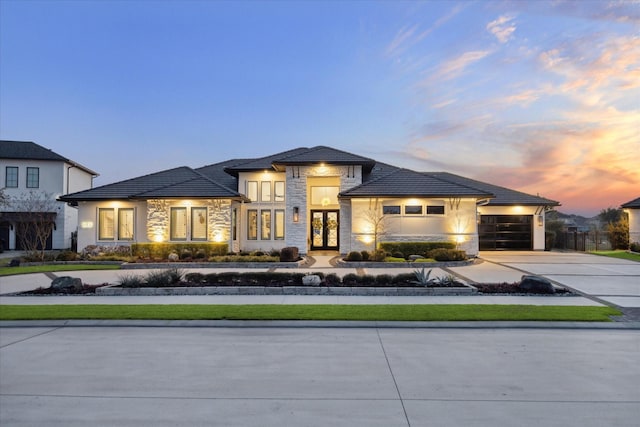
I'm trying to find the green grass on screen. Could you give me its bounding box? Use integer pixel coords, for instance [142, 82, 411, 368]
[0, 304, 620, 322]
[590, 250, 640, 262]
[0, 264, 121, 276]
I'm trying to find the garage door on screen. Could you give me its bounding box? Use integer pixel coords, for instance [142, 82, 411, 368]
[479, 215, 532, 250]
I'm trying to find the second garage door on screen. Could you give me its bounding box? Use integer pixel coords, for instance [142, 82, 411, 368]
[479, 215, 533, 250]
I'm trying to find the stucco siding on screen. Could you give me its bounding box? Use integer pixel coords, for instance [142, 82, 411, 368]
[627, 209, 640, 245]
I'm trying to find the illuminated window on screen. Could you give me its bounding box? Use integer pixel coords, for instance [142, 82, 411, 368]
[261, 210, 271, 240]
[274, 209, 285, 240]
[274, 181, 285, 202]
[191, 207, 207, 241]
[118, 209, 134, 240]
[247, 181, 258, 202]
[247, 210, 258, 240]
[311, 186, 339, 206]
[261, 182, 271, 202]
[98, 208, 115, 240]
[170, 207, 187, 240]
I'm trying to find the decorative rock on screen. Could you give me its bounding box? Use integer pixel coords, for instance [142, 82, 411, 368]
[519, 275, 556, 294]
[8, 258, 21, 267]
[168, 252, 179, 262]
[302, 275, 322, 287]
[408, 255, 423, 261]
[51, 276, 83, 292]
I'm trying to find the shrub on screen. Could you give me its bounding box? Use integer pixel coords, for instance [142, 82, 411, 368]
[374, 274, 394, 286]
[117, 274, 145, 288]
[144, 268, 184, 287]
[360, 251, 370, 261]
[56, 251, 78, 261]
[253, 251, 265, 256]
[630, 242, 640, 253]
[280, 247, 299, 262]
[608, 218, 629, 250]
[324, 273, 341, 286]
[428, 248, 467, 262]
[269, 249, 281, 257]
[193, 250, 207, 259]
[392, 273, 416, 286]
[342, 273, 362, 285]
[345, 251, 363, 261]
[372, 249, 387, 262]
[360, 274, 376, 286]
[185, 272, 206, 284]
[131, 243, 228, 259]
[392, 251, 405, 259]
[379, 242, 455, 259]
[180, 250, 192, 260]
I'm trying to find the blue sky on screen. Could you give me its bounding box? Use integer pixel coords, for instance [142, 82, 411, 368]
[1, 0, 638, 216]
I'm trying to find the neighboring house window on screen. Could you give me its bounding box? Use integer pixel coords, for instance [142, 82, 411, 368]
[383, 205, 401, 215]
[248, 210, 258, 240]
[118, 209, 134, 240]
[426, 205, 445, 215]
[405, 205, 423, 215]
[274, 181, 285, 202]
[232, 208, 237, 240]
[26, 167, 39, 188]
[274, 209, 285, 240]
[261, 182, 271, 202]
[170, 207, 187, 240]
[247, 181, 258, 202]
[5, 167, 18, 188]
[261, 210, 271, 240]
[98, 208, 115, 240]
[191, 207, 207, 241]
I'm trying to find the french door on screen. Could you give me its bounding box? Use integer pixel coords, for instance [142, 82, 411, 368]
[310, 210, 339, 250]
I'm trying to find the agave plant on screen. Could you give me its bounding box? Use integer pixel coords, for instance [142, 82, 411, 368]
[412, 267, 435, 286]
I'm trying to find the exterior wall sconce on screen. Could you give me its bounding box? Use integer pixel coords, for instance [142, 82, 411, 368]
[537, 215, 543, 227]
[293, 207, 299, 223]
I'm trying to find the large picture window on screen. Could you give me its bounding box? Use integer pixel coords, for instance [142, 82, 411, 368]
[26, 167, 39, 188]
[118, 209, 134, 240]
[170, 207, 187, 240]
[247, 210, 258, 240]
[98, 208, 115, 240]
[274, 209, 285, 240]
[261, 210, 271, 240]
[191, 207, 207, 240]
[5, 167, 18, 188]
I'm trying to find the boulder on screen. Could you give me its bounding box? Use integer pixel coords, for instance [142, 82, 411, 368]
[519, 275, 556, 294]
[51, 276, 83, 292]
[302, 275, 322, 287]
[168, 252, 179, 262]
[8, 258, 21, 267]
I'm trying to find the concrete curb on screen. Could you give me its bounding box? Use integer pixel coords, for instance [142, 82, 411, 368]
[2, 319, 639, 329]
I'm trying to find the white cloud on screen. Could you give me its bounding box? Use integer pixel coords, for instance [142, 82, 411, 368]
[487, 15, 516, 44]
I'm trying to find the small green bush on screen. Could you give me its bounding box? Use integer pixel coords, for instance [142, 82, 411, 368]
[372, 249, 387, 261]
[324, 273, 341, 286]
[379, 242, 455, 259]
[185, 272, 206, 284]
[360, 251, 370, 261]
[117, 274, 145, 288]
[392, 251, 405, 259]
[131, 243, 228, 259]
[630, 242, 640, 253]
[342, 273, 361, 285]
[374, 274, 394, 285]
[428, 248, 467, 261]
[56, 251, 79, 261]
[345, 251, 363, 261]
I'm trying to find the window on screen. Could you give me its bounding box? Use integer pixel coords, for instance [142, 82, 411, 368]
[311, 186, 339, 206]
[261, 210, 271, 240]
[274, 209, 285, 240]
[191, 207, 207, 240]
[274, 181, 285, 202]
[5, 167, 18, 188]
[232, 208, 238, 240]
[118, 209, 134, 240]
[426, 205, 445, 215]
[26, 167, 39, 188]
[404, 205, 423, 215]
[98, 208, 115, 240]
[247, 181, 258, 202]
[383, 205, 401, 215]
[247, 210, 258, 240]
[170, 207, 187, 240]
[261, 182, 271, 202]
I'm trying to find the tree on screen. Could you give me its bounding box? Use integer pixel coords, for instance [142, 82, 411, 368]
[11, 191, 58, 261]
[598, 207, 622, 227]
[608, 215, 629, 250]
[0, 187, 8, 208]
[361, 198, 388, 257]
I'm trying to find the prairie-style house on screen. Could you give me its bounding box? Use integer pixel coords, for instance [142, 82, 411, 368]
[60, 146, 559, 255]
[1, 140, 97, 250]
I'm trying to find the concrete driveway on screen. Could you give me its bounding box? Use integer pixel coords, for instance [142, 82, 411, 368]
[478, 251, 640, 308]
[1, 326, 638, 427]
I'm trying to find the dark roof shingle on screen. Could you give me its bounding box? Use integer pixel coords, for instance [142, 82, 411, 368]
[0, 140, 97, 175]
[621, 197, 640, 209]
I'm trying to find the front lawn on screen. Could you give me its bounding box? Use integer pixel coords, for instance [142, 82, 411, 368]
[590, 250, 640, 262]
[0, 304, 620, 322]
[0, 264, 121, 276]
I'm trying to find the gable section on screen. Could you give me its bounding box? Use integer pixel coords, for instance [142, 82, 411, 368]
[621, 197, 640, 209]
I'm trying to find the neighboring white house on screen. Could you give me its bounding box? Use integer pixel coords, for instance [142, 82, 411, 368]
[621, 197, 640, 245]
[0, 140, 97, 250]
[60, 146, 559, 256]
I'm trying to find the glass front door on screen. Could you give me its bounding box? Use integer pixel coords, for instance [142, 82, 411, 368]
[310, 210, 339, 250]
